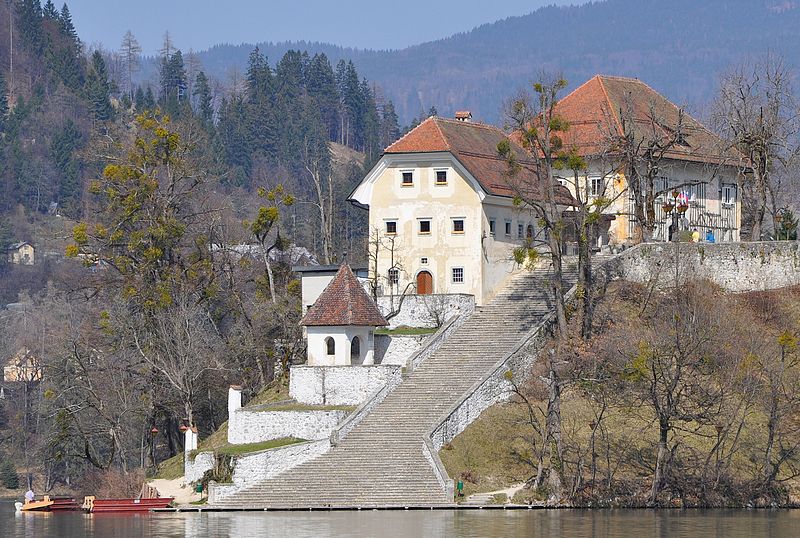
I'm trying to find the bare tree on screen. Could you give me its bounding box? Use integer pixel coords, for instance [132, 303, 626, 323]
[119, 30, 141, 100]
[714, 54, 800, 240]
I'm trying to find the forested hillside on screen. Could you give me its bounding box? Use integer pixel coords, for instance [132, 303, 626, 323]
[171, 0, 800, 123]
[0, 0, 398, 494]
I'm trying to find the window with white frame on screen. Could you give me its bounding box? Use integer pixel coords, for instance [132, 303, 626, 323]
[452, 267, 464, 283]
[388, 267, 399, 286]
[722, 184, 736, 206]
[385, 220, 397, 235]
[418, 219, 431, 234]
[401, 170, 414, 186]
[505, 220, 512, 236]
[589, 177, 604, 197]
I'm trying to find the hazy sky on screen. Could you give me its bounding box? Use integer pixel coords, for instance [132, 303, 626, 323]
[66, 0, 585, 55]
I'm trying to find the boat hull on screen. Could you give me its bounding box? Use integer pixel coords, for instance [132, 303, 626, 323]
[82, 496, 174, 513]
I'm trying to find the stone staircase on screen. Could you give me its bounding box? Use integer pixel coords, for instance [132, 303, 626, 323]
[213, 261, 579, 509]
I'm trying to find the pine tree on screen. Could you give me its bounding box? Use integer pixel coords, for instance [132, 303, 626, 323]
[0, 458, 19, 489]
[245, 47, 277, 162]
[360, 80, 381, 161]
[193, 71, 213, 126]
[59, 3, 78, 45]
[380, 100, 400, 149]
[134, 86, 145, 111]
[52, 120, 83, 214]
[428, 105, 438, 117]
[160, 50, 187, 116]
[306, 53, 339, 141]
[17, 0, 44, 53]
[144, 86, 156, 110]
[85, 51, 114, 121]
[43, 0, 57, 19]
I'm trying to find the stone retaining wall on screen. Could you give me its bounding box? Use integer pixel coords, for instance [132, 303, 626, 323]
[228, 408, 350, 444]
[289, 365, 403, 406]
[184, 451, 215, 484]
[608, 241, 800, 291]
[377, 294, 474, 329]
[208, 439, 331, 503]
[374, 334, 427, 365]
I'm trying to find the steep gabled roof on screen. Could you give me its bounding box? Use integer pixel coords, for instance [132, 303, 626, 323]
[300, 264, 388, 327]
[555, 75, 741, 164]
[385, 117, 575, 205]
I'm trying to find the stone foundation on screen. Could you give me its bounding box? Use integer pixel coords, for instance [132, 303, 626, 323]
[374, 334, 427, 365]
[228, 408, 349, 444]
[376, 293, 474, 329]
[289, 364, 403, 406]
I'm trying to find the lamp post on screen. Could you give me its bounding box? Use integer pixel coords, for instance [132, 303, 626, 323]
[662, 190, 689, 242]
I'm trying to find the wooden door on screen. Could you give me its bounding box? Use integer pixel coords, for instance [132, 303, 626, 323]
[416, 271, 433, 295]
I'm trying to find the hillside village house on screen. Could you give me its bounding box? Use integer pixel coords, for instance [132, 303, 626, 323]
[6, 241, 34, 265]
[348, 115, 575, 306]
[553, 75, 743, 246]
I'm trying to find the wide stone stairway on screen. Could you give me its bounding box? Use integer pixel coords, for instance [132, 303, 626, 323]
[213, 262, 578, 508]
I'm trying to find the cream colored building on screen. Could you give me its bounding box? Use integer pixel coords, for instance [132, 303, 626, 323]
[350, 116, 575, 306]
[7, 242, 34, 265]
[554, 75, 743, 246]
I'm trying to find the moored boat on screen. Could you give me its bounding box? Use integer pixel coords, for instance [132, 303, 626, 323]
[82, 495, 174, 513]
[16, 496, 55, 512]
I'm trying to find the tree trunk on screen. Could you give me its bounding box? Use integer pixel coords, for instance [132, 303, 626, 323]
[651, 419, 669, 504]
[578, 223, 593, 339]
[546, 365, 565, 500]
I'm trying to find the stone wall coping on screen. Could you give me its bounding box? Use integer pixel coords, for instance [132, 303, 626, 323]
[329, 310, 469, 446]
[420, 270, 586, 499]
[290, 364, 402, 371]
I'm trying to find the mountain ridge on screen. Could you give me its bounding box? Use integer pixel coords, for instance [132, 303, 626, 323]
[139, 0, 800, 124]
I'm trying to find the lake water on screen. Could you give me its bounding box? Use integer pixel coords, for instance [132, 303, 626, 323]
[2, 503, 799, 537]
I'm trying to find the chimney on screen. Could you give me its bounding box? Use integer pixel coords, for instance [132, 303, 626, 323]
[454, 111, 472, 122]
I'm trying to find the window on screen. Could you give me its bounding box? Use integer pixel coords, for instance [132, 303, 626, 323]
[420, 257, 428, 265]
[452, 267, 464, 283]
[505, 221, 512, 236]
[589, 177, 603, 197]
[517, 224, 524, 239]
[489, 219, 496, 236]
[452, 218, 465, 234]
[325, 337, 335, 356]
[435, 170, 448, 185]
[419, 219, 431, 234]
[388, 268, 399, 285]
[526, 224, 534, 239]
[722, 184, 736, 206]
[385, 220, 397, 235]
[350, 336, 361, 363]
[401, 171, 413, 186]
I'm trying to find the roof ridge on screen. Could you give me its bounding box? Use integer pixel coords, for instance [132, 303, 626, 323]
[430, 117, 452, 151]
[596, 75, 624, 137]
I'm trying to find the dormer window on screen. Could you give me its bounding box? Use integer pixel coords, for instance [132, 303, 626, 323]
[401, 171, 414, 186]
[435, 170, 448, 185]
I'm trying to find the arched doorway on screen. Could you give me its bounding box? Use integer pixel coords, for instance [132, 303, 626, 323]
[416, 271, 433, 295]
[350, 336, 362, 365]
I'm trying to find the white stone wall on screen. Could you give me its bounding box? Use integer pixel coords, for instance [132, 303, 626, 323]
[608, 241, 800, 292]
[377, 293, 474, 329]
[306, 325, 376, 366]
[374, 334, 427, 365]
[209, 439, 331, 503]
[228, 408, 349, 444]
[184, 451, 215, 484]
[289, 365, 403, 406]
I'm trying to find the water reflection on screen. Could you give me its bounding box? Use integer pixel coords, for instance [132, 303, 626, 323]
[3, 502, 800, 538]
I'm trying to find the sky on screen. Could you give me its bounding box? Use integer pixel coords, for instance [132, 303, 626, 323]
[66, 0, 585, 55]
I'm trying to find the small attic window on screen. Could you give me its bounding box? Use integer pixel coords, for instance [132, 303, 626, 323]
[435, 170, 448, 185]
[401, 171, 414, 186]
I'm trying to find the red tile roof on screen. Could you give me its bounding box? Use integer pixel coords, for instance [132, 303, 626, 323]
[385, 117, 576, 206]
[554, 75, 741, 164]
[301, 264, 388, 327]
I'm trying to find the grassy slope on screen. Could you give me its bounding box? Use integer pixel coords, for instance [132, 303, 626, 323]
[440, 283, 800, 504]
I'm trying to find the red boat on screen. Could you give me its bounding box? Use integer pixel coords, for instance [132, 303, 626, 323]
[82, 495, 174, 513]
[49, 497, 81, 511]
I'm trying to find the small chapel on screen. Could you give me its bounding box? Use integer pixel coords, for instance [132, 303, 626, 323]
[300, 264, 388, 366]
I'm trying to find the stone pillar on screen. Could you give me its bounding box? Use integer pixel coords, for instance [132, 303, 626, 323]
[184, 426, 198, 452]
[228, 385, 242, 420]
